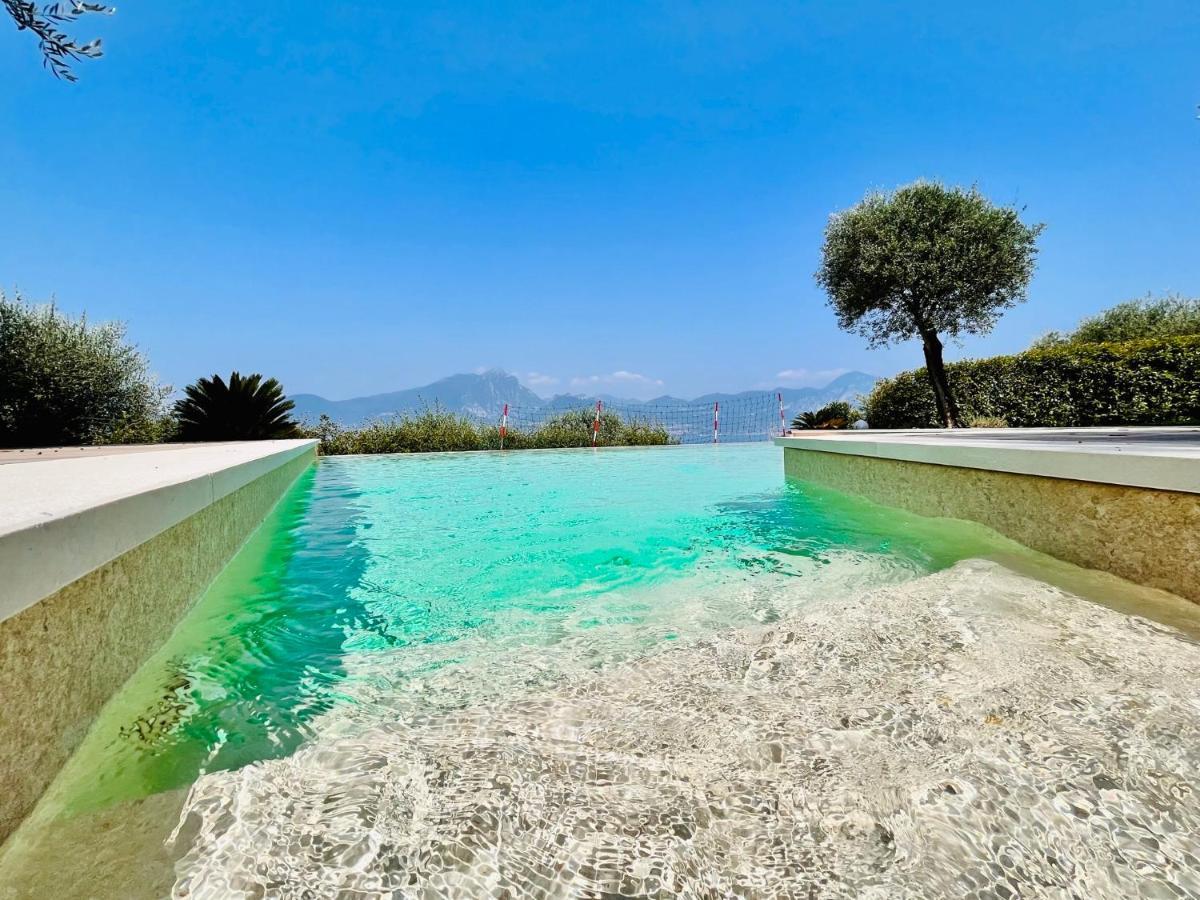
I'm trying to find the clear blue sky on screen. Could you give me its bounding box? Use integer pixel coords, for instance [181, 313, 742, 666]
[1, 2, 1197, 400]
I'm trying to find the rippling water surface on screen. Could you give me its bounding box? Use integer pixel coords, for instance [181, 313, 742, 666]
[3, 443, 1199, 899]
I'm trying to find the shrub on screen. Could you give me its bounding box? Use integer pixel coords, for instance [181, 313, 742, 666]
[515, 408, 672, 449]
[307, 407, 674, 455]
[790, 401, 861, 430]
[863, 335, 1200, 429]
[309, 409, 485, 454]
[964, 415, 1009, 428]
[0, 292, 169, 448]
[175, 372, 300, 441]
[1033, 294, 1200, 349]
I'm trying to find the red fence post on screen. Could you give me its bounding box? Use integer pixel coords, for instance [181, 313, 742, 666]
[592, 400, 602, 447]
[712, 401, 719, 444]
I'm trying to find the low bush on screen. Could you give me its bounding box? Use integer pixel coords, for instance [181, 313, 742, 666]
[306, 407, 674, 455]
[790, 401, 862, 430]
[964, 414, 1009, 428]
[863, 335, 1200, 429]
[507, 408, 673, 449]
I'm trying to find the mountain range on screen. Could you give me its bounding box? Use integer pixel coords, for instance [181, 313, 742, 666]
[291, 370, 878, 428]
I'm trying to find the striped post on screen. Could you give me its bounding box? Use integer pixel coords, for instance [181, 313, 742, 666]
[712, 401, 719, 444]
[592, 400, 602, 447]
[500, 403, 508, 450]
[778, 393, 786, 436]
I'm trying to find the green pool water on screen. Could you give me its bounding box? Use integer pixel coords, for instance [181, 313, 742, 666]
[49, 443, 1030, 816]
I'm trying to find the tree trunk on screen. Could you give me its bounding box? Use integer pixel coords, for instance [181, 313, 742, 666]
[920, 331, 961, 428]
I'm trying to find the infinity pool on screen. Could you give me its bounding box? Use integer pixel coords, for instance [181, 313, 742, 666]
[3, 443, 1199, 898]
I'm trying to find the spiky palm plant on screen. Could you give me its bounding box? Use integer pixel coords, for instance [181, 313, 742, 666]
[174, 372, 299, 441]
[791, 401, 861, 431]
[790, 410, 821, 430]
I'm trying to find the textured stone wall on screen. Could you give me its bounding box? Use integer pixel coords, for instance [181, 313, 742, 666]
[0, 450, 314, 842]
[783, 448, 1200, 603]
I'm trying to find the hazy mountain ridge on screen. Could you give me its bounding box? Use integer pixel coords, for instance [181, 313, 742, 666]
[292, 369, 878, 427]
[292, 371, 544, 424]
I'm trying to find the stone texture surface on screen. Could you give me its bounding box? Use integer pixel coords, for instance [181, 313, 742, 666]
[784, 448, 1200, 603]
[0, 790, 185, 900]
[0, 450, 314, 842]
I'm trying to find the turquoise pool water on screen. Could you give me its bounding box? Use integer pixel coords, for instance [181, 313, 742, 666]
[9, 442, 1200, 899]
[63, 443, 1014, 811]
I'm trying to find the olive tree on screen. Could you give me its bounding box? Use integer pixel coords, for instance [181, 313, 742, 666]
[816, 181, 1043, 428]
[3, 0, 112, 80]
[0, 291, 170, 447]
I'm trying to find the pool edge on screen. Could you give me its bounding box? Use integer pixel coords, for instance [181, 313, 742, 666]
[779, 442, 1199, 603]
[0, 442, 317, 843]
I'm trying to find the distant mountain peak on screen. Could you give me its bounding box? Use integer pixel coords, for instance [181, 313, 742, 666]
[819, 370, 876, 390]
[291, 370, 544, 425]
[290, 369, 878, 427]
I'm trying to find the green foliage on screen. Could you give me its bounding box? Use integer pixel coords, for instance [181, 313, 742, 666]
[0, 292, 168, 448]
[510, 408, 673, 449]
[816, 181, 1044, 347]
[964, 414, 1009, 428]
[307, 407, 674, 455]
[863, 335, 1200, 429]
[3, 0, 112, 81]
[1033, 294, 1200, 349]
[790, 401, 861, 430]
[309, 409, 486, 454]
[175, 372, 300, 441]
[816, 180, 1043, 426]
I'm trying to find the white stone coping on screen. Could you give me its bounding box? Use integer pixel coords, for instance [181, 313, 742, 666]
[774, 427, 1200, 495]
[0, 440, 317, 623]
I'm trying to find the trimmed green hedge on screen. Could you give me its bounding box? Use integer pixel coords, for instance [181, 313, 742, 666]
[863, 335, 1200, 428]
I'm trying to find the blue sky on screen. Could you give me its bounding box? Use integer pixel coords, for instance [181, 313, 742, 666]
[1, 1, 1197, 400]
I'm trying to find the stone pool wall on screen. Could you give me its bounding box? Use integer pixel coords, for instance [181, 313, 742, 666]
[783, 447, 1199, 603]
[0, 446, 315, 842]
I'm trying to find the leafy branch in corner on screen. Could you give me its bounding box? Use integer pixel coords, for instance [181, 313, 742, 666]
[3, 1, 114, 81]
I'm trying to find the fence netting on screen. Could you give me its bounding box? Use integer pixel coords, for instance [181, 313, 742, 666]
[501, 393, 787, 445]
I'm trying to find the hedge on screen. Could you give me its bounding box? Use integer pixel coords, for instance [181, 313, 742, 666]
[862, 334, 1200, 428]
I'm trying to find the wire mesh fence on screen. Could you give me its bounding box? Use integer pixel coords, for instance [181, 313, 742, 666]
[305, 394, 795, 454]
[501, 393, 787, 446]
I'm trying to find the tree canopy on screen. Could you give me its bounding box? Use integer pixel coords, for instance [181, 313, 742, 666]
[0, 291, 169, 447]
[816, 181, 1043, 427]
[1032, 293, 1200, 349]
[3, 0, 112, 80]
